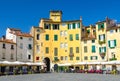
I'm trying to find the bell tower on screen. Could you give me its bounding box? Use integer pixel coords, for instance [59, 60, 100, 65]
[49, 10, 62, 22]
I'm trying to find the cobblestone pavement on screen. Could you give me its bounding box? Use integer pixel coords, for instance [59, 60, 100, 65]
[0, 73, 120, 81]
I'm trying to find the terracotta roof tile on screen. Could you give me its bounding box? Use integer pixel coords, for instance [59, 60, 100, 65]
[16, 33, 33, 37]
[0, 39, 16, 44]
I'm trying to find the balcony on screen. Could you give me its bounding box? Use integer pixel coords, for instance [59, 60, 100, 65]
[69, 53, 74, 57]
[109, 58, 117, 61]
[100, 53, 106, 58]
[98, 40, 106, 45]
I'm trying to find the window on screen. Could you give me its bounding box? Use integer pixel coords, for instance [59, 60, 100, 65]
[76, 57, 79, 60]
[69, 34, 73, 41]
[99, 34, 105, 41]
[45, 34, 49, 40]
[44, 23, 51, 29]
[20, 37, 23, 39]
[84, 56, 88, 60]
[70, 57, 73, 60]
[84, 46, 87, 53]
[36, 45, 40, 53]
[11, 45, 14, 49]
[84, 41, 87, 44]
[54, 57, 58, 61]
[28, 55, 31, 59]
[65, 56, 68, 60]
[92, 40, 95, 43]
[75, 23, 80, 28]
[82, 29, 84, 32]
[29, 38, 32, 41]
[108, 40, 116, 48]
[2, 53, 5, 59]
[54, 35, 58, 41]
[99, 47, 106, 53]
[110, 30, 114, 33]
[64, 43, 68, 48]
[76, 34, 79, 40]
[115, 29, 117, 32]
[64, 31, 67, 36]
[60, 43, 64, 48]
[37, 29, 40, 32]
[72, 23, 76, 29]
[92, 45, 96, 53]
[60, 31, 64, 36]
[41, 43, 43, 46]
[68, 23, 73, 29]
[54, 48, 58, 56]
[37, 34, 40, 40]
[61, 56, 63, 60]
[20, 43, 23, 49]
[20, 53, 22, 59]
[98, 23, 104, 30]
[11, 53, 14, 60]
[87, 30, 90, 33]
[76, 47, 79, 53]
[46, 47, 49, 53]
[3, 43, 6, 49]
[52, 24, 59, 30]
[70, 47, 73, 53]
[119, 28, 120, 32]
[90, 56, 98, 60]
[28, 44, 32, 49]
[36, 57, 39, 60]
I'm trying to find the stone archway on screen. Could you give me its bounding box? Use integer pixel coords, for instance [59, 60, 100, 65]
[44, 57, 50, 72]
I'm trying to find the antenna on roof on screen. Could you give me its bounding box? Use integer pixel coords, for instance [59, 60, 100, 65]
[80, 16, 82, 21]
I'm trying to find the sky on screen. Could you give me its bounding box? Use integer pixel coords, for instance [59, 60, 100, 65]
[0, 0, 120, 37]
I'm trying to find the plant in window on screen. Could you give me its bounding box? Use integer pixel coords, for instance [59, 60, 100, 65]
[98, 40, 106, 45]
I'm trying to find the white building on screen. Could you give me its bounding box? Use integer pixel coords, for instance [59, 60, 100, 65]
[6, 28, 33, 62]
[0, 37, 16, 61]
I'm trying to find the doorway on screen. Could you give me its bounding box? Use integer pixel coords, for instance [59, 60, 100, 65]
[44, 57, 50, 72]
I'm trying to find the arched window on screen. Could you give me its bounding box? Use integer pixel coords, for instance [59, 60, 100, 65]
[37, 34, 40, 40]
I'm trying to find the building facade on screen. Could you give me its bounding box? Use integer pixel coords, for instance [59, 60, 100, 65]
[6, 28, 33, 62]
[0, 37, 16, 61]
[31, 10, 82, 71]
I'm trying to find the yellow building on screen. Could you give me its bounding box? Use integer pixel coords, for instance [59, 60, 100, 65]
[31, 11, 120, 71]
[81, 25, 96, 62]
[31, 10, 82, 71]
[106, 23, 120, 61]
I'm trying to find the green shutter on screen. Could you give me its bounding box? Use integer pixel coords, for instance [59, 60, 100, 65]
[99, 35, 100, 40]
[103, 34, 105, 40]
[98, 24, 101, 30]
[58, 24, 59, 30]
[76, 34, 79, 40]
[114, 40, 116, 47]
[90, 56, 92, 60]
[49, 24, 51, 30]
[46, 34, 49, 40]
[44, 23, 46, 29]
[96, 56, 98, 60]
[99, 47, 101, 53]
[92, 45, 96, 53]
[54, 35, 58, 41]
[68, 24, 70, 29]
[101, 23, 104, 28]
[73, 23, 75, 29]
[104, 47, 106, 52]
[69, 34, 73, 41]
[108, 41, 110, 47]
[78, 23, 80, 28]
